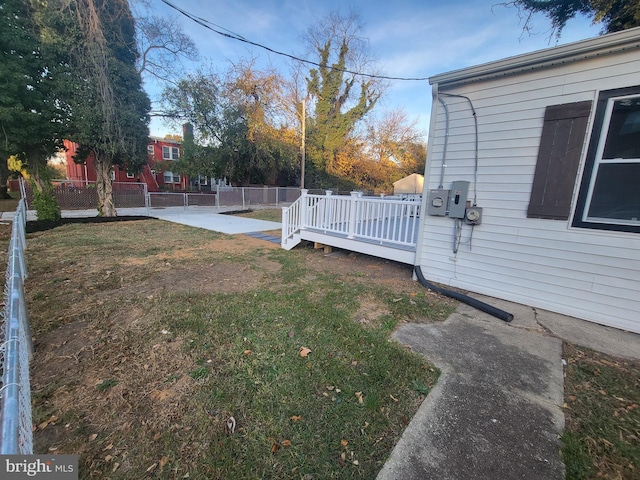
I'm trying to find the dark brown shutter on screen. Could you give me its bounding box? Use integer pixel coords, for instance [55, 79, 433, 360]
[527, 101, 592, 220]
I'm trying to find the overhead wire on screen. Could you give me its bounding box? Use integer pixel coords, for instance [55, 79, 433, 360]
[160, 0, 430, 82]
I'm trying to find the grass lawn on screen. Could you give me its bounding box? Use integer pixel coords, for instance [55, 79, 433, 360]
[20, 217, 455, 479]
[561, 344, 640, 480]
[0, 201, 636, 478]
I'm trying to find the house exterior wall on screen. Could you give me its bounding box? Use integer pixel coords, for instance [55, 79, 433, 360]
[63, 137, 189, 191]
[418, 29, 640, 333]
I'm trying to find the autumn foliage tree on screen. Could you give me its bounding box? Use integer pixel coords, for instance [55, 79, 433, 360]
[162, 61, 299, 185]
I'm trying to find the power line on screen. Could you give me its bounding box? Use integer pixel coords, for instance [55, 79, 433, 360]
[160, 0, 430, 82]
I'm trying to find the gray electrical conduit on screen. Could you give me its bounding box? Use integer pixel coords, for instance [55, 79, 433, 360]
[414, 266, 514, 322]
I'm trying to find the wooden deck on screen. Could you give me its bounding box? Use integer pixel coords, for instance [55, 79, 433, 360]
[281, 191, 421, 264]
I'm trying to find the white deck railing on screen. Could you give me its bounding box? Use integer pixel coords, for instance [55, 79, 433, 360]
[282, 190, 421, 250]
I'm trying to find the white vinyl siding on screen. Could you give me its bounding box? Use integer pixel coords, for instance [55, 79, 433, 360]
[419, 39, 640, 333]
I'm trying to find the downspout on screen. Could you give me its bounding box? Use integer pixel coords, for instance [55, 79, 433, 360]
[414, 266, 514, 322]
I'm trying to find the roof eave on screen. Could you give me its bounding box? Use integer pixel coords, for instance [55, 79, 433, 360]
[430, 26, 640, 88]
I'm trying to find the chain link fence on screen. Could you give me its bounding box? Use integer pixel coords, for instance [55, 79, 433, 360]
[0, 199, 33, 454]
[22, 180, 148, 211]
[22, 181, 300, 212]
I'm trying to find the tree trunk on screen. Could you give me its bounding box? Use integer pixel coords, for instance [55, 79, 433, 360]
[94, 152, 117, 216]
[0, 155, 12, 199]
[28, 149, 47, 194]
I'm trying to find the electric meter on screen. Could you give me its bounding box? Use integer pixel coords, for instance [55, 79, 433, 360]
[464, 207, 482, 225]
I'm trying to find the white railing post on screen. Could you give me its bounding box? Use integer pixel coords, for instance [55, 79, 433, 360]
[299, 189, 308, 230]
[324, 190, 333, 230]
[347, 191, 360, 239]
[281, 206, 289, 246]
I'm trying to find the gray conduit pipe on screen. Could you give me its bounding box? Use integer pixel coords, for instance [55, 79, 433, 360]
[414, 266, 514, 322]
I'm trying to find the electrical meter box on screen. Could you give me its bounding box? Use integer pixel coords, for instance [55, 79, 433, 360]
[449, 181, 469, 218]
[427, 188, 450, 216]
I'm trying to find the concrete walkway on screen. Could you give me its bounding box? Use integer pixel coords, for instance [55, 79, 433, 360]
[2, 206, 282, 235]
[377, 295, 640, 480]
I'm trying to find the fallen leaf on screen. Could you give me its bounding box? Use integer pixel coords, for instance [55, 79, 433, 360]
[288, 331, 295, 338]
[243, 350, 252, 356]
[272, 442, 279, 454]
[339, 452, 346, 466]
[146, 463, 157, 473]
[290, 415, 302, 422]
[152, 432, 161, 441]
[299, 347, 312, 358]
[159, 456, 168, 471]
[105, 455, 113, 462]
[353, 460, 359, 466]
[390, 394, 399, 402]
[88, 434, 98, 441]
[281, 440, 292, 447]
[355, 392, 364, 404]
[599, 389, 607, 395]
[341, 439, 348, 447]
[112, 463, 120, 473]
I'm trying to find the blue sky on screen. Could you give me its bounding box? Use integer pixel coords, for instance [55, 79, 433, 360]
[144, 0, 603, 138]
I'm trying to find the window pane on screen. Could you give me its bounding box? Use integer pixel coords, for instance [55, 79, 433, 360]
[602, 98, 640, 159]
[587, 163, 640, 221]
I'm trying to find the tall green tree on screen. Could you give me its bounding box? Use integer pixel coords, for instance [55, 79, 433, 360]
[0, 0, 67, 217]
[304, 12, 383, 185]
[51, 0, 150, 216]
[505, 0, 640, 36]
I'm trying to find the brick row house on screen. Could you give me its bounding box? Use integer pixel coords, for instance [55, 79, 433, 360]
[63, 136, 195, 192]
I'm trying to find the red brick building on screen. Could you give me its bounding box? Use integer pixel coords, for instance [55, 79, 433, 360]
[63, 136, 190, 192]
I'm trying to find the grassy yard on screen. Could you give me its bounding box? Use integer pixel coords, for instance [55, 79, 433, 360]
[21, 217, 455, 479]
[561, 344, 640, 480]
[0, 202, 637, 479]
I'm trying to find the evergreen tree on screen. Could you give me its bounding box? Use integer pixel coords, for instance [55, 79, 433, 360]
[506, 0, 640, 37]
[0, 0, 67, 217]
[304, 12, 382, 186]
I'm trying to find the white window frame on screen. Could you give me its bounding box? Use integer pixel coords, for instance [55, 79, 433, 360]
[162, 146, 180, 160]
[581, 93, 640, 227]
[126, 172, 135, 179]
[147, 145, 154, 154]
[164, 171, 180, 184]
